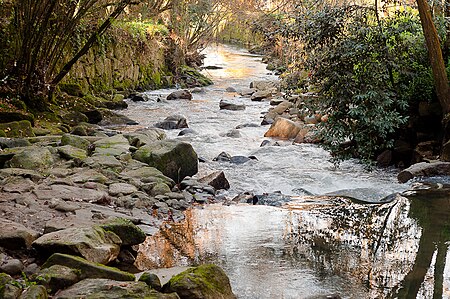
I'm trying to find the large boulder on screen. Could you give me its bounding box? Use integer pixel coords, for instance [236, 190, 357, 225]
[33, 226, 122, 264]
[18, 285, 48, 299]
[133, 140, 198, 182]
[6, 146, 54, 169]
[162, 264, 236, 299]
[167, 90, 192, 101]
[0, 219, 39, 249]
[397, 162, 450, 183]
[0, 273, 21, 299]
[42, 254, 135, 281]
[264, 117, 303, 139]
[54, 279, 179, 299]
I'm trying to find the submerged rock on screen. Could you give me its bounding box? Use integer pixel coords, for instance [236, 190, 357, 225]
[162, 264, 236, 299]
[167, 90, 192, 101]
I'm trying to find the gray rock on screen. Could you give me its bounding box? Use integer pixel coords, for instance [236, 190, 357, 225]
[2, 176, 35, 193]
[0, 137, 31, 148]
[150, 183, 171, 196]
[239, 88, 256, 96]
[235, 123, 259, 129]
[139, 272, 162, 291]
[219, 100, 245, 111]
[251, 89, 272, 101]
[199, 171, 230, 190]
[125, 128, 166, 147]
[48, 199, 80, 213]
[0, 259, 24, 275]
[0, 219, 39, 249]
[167, 90, 192, 101]
[109, 183, 138, 196]
[133, 140, 198, 182]
[225, 86, 237, 92]
[213, 152, 232, 162]
[33, 185, 108, 202]
[121, 167, 174, 187]
[178, 128, 197, 136]
[82, 155, 123, 170]
[69, 169, 108, 183]
[220, 129, 241, 138]
[155, 115, 188, 130]
[33, 226, 121, 264]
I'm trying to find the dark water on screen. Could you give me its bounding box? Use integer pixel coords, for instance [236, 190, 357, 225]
[125, 45, 450, 298]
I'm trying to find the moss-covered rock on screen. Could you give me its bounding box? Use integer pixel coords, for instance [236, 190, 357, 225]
[133, 140, 198, 182]
[32, 265, 80, 294]
[6, 146, 54, 170]
[33, 226, 122, 264]
[42, 254, 135, 281]
[0, 120, 35, 138]
[57, 145, 88, 160]
[53, 278, 180, 299]
[0, 111, 35, 125]
[59, 83, 86, 97]
[18, 285, 48, 299]
[139, 272, 162, 291]
[162, 264, 235, 299]
[120, 167, 174, 187]
[93, 134, 130, 157]
[99, 218, 146, 246]
[60, 134, 91, 151]
[150, 183, 171, 196]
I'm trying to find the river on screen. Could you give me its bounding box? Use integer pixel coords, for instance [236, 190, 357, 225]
[123, 44, 450, 298]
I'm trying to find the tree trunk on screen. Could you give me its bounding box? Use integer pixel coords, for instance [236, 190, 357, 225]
[416, 0, 450, 115]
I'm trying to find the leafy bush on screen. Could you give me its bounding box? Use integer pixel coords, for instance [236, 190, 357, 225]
[285, 6, 432, 164]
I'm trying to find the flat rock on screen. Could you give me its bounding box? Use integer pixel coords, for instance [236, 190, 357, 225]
[2, 176, 35, 193]
[219, 100, 245, 111]
[249, 80, 280, 91]
[93, 134, 130, 157]
[69, 169, 108, 183]
[57, 145, 87, 160]
[33, 185, 108, 202]
[121, 167, 174, 187]
[0, 219, 39, 249]
[33, 226, 121, 264]
[398, 162, 450, 183]
[109, 182, 138, 196]
[54, 278, 178, 299]
[43, 254, 135, 281]
[251, 89, 272, 101]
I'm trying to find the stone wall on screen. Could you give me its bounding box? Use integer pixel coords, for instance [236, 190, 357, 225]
[63, 28, 171, 94]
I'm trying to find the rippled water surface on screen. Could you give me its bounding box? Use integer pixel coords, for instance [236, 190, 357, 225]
[125, 44, 450, 298]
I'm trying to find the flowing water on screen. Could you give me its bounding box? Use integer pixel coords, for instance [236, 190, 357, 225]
[123, 44, 450, 298]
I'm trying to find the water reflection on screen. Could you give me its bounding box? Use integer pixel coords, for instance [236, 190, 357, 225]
[136, 184, 450, 298]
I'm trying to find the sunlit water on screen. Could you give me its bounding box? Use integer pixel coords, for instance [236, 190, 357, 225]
[123, 44, 450, 298]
